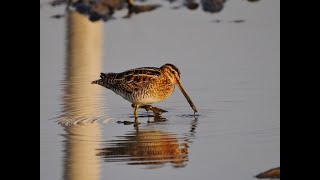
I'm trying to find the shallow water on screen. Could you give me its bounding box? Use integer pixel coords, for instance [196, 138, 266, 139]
[40, 1, 280, 179]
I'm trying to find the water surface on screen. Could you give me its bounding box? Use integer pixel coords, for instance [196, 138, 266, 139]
[40, 1, 280, 179]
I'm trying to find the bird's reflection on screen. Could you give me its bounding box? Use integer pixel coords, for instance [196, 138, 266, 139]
[97, 117, 198, 169]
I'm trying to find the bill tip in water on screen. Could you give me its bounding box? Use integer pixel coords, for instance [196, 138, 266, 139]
[193, 107, 198, 113]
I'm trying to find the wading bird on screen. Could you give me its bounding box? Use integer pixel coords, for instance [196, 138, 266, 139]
[92, 64, 197, 121]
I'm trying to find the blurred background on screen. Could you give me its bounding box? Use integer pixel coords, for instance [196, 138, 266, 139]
[40, 0, 280, 179]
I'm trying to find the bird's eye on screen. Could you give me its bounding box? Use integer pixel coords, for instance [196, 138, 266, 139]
[171, 71, 175, 74]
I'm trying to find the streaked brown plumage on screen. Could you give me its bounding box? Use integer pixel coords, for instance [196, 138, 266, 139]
[92, 63, 197, 119]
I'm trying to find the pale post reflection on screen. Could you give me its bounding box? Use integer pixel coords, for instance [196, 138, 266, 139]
[61, 10, 104, 180]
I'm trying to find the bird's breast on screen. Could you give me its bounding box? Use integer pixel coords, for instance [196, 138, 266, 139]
[133, 82, 175, 105]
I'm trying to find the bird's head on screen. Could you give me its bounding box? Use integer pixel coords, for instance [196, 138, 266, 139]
[161, 63, 197, 113]
[161, 63, 181, 84]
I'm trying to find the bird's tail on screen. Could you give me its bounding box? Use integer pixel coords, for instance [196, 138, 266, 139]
[91, 79, 103, 85]
[91, 72, 116, 86]
[91, 73, 106, 85]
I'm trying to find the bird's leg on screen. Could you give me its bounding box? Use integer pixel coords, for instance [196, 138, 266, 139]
[133, 104, 139, 119]
[124, 0, 135, 18]
[139, 105, 168, 117]
[139, 105, 152, 114]
[131, 104, 168, 117]
[127, 0, 135, 6]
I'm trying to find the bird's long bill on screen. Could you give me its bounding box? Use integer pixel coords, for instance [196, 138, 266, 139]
[177, 81, 198, 113]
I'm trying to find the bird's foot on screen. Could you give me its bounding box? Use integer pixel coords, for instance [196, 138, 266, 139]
[139, 105, 168, 117]
[131, 104, 168, 118]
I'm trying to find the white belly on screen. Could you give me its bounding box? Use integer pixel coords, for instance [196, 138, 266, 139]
[135, 97, 160, 105]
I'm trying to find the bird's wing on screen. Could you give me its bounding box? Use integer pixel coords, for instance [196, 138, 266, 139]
[102, 67, 161, 93]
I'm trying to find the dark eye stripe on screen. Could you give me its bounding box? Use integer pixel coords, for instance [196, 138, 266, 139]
[162, 64, 181, 76]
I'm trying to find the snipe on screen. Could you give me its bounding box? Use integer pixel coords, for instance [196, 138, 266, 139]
[92, 63, 197, 120]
